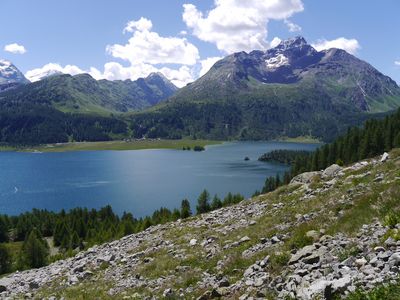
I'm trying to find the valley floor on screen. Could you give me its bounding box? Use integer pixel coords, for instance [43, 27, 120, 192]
[1, 150, 400, 299]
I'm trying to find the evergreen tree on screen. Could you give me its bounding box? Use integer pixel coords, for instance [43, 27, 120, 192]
[211, 195, 222, 210]
[21, 228, 49, 269]
[180, 199, 192, 219]
[196, 189, 211, 214]
[223, 192, 234, 206]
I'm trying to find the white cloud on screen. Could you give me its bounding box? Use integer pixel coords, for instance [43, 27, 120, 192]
[159, 66, 194, 87]
[123, 17, 153, 33]
[395, 61, 400, 66]
[284, 19, 302, 32]
[312, 37, 361, 55]
[4, 43, 27, 54]
[199, 57, 222, 77]
[89, 62, 194, 88]
[25, 63, 85, 82]
[182, 0, 304, 53]
[270, 37, 282, 48]
[107, 17, 199, 66]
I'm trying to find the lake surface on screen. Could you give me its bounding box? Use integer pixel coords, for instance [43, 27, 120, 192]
[0, 142, 319, 217]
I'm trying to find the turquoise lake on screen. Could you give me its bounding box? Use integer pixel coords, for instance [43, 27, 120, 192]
[0, 142, 319, 217]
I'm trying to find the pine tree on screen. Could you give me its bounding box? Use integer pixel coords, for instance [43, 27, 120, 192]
[180, 199, 192, 219]
[21, 228, 49, 269]
[196, 189, 211, 214]
[211, 195, 222, 210]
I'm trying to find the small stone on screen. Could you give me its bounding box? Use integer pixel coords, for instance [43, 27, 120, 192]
[239, 236, 251, 244]
[189, 239, 198, 246]
[389, 253, 400, 266]
[306, 230, 321, 242]
[271, 236, 280, 244]
[218, 277, 230, 287]
[355, 257, 367, 267]
[374, 246, 385, 252]
[381, 152, 389, 162]
[163, 288, 173, 297]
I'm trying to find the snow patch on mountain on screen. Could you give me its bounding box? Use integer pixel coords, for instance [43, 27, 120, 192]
[265, 54, 289, 69]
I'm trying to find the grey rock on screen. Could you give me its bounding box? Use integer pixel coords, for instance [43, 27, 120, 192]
[322, 164, 342, 179]
[289, 245, 316, 265]
[290, 172, 320, 185]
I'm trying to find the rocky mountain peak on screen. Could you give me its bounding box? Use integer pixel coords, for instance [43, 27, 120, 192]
[276, 36, 308, 50]
[0, 59, 30, 91]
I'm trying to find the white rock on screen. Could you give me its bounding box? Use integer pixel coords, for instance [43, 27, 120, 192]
[381, 152, 389, 162]
[189, 239, 197, 246]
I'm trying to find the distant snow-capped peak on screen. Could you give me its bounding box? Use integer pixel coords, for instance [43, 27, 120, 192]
[0, 59, 29, 85]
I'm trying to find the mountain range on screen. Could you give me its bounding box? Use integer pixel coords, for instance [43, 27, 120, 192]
[1, 36, 400, 144]
[130, 37, 400, 141]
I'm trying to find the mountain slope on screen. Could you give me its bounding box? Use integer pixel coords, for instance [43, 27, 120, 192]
[0, 59, 29, 92]
[130, 37, 400, 142]
[2, 150, 400, 299]
[0, 72, 178, 115]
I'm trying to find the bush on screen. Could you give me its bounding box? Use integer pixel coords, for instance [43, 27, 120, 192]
[270, 252, 290, 269]
[384, 211, 400, 228]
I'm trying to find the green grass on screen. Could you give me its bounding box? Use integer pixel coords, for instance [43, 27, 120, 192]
[275, 136, 322, 144]
[13, 139, 222, 152]
[342, 280, 400, 300]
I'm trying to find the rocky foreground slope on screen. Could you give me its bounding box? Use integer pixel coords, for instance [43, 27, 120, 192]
[1, 150, 400, 299]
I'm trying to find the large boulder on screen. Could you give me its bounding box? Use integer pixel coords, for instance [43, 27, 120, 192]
[290, 172, 320, 185]
[322, 164, 342, 179]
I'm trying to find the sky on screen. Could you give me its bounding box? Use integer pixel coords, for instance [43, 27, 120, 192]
[1, 0, 399, 87]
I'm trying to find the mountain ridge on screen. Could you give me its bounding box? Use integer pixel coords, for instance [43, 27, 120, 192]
[0, 71, 178, 114]
[129, 37, 400, 142]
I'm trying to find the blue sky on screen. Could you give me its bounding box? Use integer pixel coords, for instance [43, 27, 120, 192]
[1, 0, 399, 86]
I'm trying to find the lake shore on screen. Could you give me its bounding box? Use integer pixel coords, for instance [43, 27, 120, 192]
[0, 139, 222, 153]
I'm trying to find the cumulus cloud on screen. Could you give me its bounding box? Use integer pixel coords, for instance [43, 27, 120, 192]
[89, 62, 194, 88]
[107, 17, 199, 65]
[270, 37, 282, 48]
[4, 43, 27, 54]
[123, 17, 153, 33]
[312, 37, 361, 55]
[284, 19, 302, 32]
[199, 57, 222, 77]
[395, 61, 400, 66]
[25, 63, 85, 82]
[182, 0, 304, 53]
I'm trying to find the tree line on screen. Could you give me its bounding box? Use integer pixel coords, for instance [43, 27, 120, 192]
[258, 108, 400, 193]
[0, 190, 244, 274]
